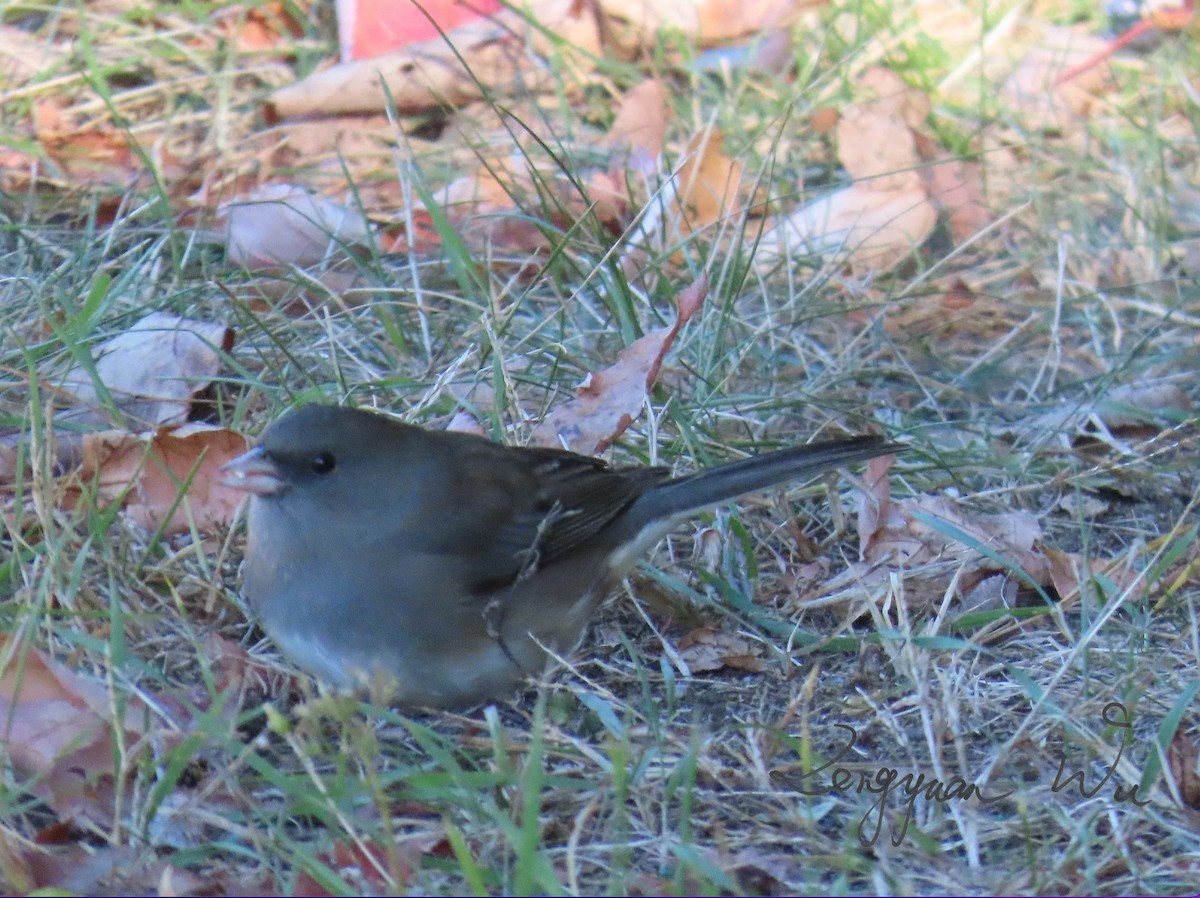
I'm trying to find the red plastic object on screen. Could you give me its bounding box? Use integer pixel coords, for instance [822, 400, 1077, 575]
[338, 0, 505, 61]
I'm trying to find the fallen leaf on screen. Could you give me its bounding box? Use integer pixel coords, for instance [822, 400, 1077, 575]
[920, 154, 995, 245]
[604, 78, 668, 158]
[854, 493, 1050, 612]
[851, 66, 931, 131]
[1166, 728, 1200, 810]
[1000, 27, 1116, 132]
[1028, 381, 1192, 446]
[620, 128, 744, 277]
[602, 0, 812, 47]
[757, 182, 936, 276]
[0, 635, 149, 828]
[835, 109, 920, 187]
[0, 23, 67, 84]
[294, 838, 411, 896]
[220, 183, 370, 268]
[1056, 493, 1109, 519]
[1095, 383, 1192, 433]
[56, 312, 233, 430]
[857, 452, 897, 560]
[212, 1, 302, 53]
[531, 276, 707, 452]
[958, 572, 1017, 615]
[677, 627, 766, 673]
[77, 423, 250, 536]
[675, 127, 743, 233]
[426, 153, 628, 258]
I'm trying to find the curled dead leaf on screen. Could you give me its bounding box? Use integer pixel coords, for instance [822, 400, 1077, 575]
[835, 108, 920, 186]
[604, 78, 668, 158]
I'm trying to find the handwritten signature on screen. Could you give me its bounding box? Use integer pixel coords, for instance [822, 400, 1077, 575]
[772, 701, 1149, 847]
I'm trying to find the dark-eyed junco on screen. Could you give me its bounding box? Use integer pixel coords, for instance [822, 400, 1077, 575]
[220, 405, 903, 708]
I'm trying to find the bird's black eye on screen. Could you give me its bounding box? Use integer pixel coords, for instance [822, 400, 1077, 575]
[310, 452, 337, 475]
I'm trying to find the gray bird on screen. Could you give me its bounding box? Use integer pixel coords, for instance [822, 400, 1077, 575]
[220, 404, 902, 708]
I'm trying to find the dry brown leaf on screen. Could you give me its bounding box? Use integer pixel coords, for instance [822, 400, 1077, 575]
[999, 27, 1116, 132]
[863, 494, 1048, 590]
[1166, 728, 1200, 810]
[531, 276, 707, 452]
[620, 127, 744, 279]
[267, 0, 602, 117]
[1044, 547, 1082, 603]
[294, 838, 413, 896]
[676, 624, 768, 672]
[77, 423, 249, 536]
[0, 635, 150, 828]
[677, 627, 766, 673]
[1056, 493, 1109, 519]
[674, 127, 743, 233]
[854, 66, 931, 130]
[757, 183, 936, 276]
[220, 183, 370, 268]
[0, 23, 66, 83]
[857, 452, 897, 560]
[56, 312, 233, 430]
[920, 155, 995, 245]
[603, 78, 668, 158]
[426, 155, 628, 258]
[958, 572, 1018, 616]
[836, 107, 920, 187]
[1030, 381, 1192, 444]
[1098, 383, 1192, 433]
[207, 1, 301, 52]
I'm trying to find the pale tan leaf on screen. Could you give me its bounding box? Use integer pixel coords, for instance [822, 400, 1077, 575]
[220, 183, 370, 268]
[920, 155, 996, 245]
[757, 183, 935, 276]
[0, 635, 150, 828]
[999, 27, 1115, 132]
[601, 0, 814, 46]
[603, 78, 668, 158]
[835, 107, 920, 187]
[857, 451, 897, 560]
[56, 312, 233, 430]
[531, 276, 707, 452]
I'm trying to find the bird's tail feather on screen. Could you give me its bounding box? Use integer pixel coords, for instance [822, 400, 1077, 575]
[628, 435, 903, 528]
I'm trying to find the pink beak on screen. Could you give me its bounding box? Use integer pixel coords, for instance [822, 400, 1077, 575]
[220, 446, 285, 496]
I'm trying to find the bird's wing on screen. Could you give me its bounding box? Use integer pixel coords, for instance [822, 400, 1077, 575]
[445, 444, 671, 592]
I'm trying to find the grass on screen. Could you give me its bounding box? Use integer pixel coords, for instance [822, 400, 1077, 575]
[2, 0, 1200, 894]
